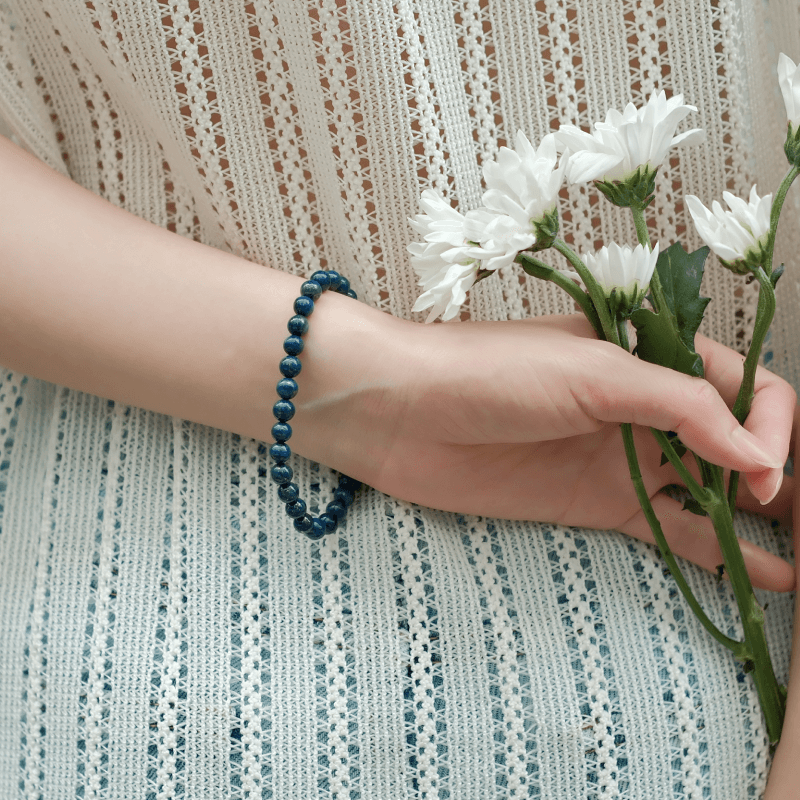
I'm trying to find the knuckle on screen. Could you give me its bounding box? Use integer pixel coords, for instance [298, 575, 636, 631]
[688, 378, 720, 410]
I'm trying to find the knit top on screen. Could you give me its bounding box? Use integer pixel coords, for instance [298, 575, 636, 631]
[0, 1, 797, 798]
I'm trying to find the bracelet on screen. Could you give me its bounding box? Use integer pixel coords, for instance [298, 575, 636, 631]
[270, 270, 362, 540]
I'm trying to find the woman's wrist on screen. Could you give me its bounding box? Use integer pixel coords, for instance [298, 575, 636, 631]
[286, 286, 418, 481]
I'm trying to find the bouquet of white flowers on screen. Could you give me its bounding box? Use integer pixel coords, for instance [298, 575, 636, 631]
[409, 54, 800, 746]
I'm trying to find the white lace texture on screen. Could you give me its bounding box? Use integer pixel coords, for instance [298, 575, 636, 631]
[0, 1, 797, 798]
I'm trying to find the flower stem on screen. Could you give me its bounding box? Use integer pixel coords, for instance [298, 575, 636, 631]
[619, 423, 744, 655]
[552, 239, 617, 343]
[727, 266, 777, 512]
[764, 164, 800, 275]
[629, 203, 670, 317]
[704, 462, 786, 745]
[515, 252, 603, 338]
[630, 204, 651, 250]
[725, 168, 798, 511]
[613, 323, 741, 654]
[649, 428, 709, 502]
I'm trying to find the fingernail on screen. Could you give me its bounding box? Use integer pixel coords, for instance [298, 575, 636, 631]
[730, 427, 785, 469]
[760, 469, 784, 506]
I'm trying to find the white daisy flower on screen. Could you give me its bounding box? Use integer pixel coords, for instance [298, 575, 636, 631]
[686, 186, 772, 274]
[480, 132, 565, 231]
[582, 242, 660, 312]
[408, 190, 499, 322]
[555, 91, 705, 185]
[778, 53, 800, 127]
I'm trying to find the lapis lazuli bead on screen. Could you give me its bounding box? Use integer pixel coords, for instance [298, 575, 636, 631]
[280, 356, 302, 377]
[287, 315, 309, 336]
[270, 443, 291, 462]
[334, 487, 355, 507]
[318, 512, 337, 533]
[283, 336, 304, 356]
[301, 280, 322, 299]
[278, 482, 299, 503]
[273, 271, 364, 539]
[273, 400, 295, 421]
[293, 296, 314, 316]
[293, 515, 314, 533]
[271, 464, 293, 484]
[310, 270, 331, 290]
[326, 500, 346, 520]
[285, 499, 307, 519]
[272, 422, 292, 442]
[339, 475, 361, 492]
[276, 378, 298, 399]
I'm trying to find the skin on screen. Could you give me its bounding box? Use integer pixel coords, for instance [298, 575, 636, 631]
[0, 134, 796, 782]
[763, 407, 800, 798]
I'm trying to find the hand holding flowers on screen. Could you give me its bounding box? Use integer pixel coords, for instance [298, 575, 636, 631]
[408, 59, 800, 746]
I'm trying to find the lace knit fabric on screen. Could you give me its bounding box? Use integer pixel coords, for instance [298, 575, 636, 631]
[0, 1, 797, 798]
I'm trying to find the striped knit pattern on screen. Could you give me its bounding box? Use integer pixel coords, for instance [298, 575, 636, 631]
[0, 1, 797, 797]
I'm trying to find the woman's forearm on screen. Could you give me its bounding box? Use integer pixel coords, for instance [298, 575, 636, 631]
[0, 135, 409, 471]
[763, 412, 800, 798]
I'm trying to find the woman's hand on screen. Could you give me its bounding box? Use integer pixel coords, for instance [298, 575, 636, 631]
[299, 311, 796, 592]
[0, 134, 791, 592]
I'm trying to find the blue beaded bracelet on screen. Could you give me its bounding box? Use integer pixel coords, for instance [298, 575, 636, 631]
[271, 270, 362, 540]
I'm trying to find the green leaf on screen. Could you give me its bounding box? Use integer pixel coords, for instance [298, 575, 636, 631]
[771, 263, 785, 289]
[682, 496, 708, 517]
[631, 243, 711, 378]
[659, 431, 687, 467]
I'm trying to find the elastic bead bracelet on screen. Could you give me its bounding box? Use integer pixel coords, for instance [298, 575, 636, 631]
[270, 270, 362, 540]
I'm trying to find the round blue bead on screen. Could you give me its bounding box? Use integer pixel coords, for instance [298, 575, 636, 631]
[270, 443, 291, 462]
[276, 378, 298, 399]
[339, 475, 361, 492]
[336, 277, 350, 294]
[271, 422, 292, 442]
[278, 482, 299, 502]
[326, 500, 346, 521]
[326, 270, 341, 290]
[293, 296, 314, 316]
[334, 487, 355, 507]
[283, 336, 304, 356]
[285, 499, 307, 519]
[310, 270, 331, 290]
[346, 289, 358, 300]
[279, 356, 302, 377]
[273, 400, 295, 421]
[293, 514, 314, 533]
[287, 315, 309, 336]
[271, 464, 293, 484]
[318, 512, 337, 533]
[307, 519, 326, 540]
[301, 280, 322, 299]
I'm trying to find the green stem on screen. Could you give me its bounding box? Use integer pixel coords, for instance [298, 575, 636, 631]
[705, 462, 786, 744]
[515, 252, 603, 338]
[650, 428, 709, 503]
[614, 322, 740, 653]
[727, 266, 777, 513]
[630, 204, 651, 250]
[630, 203, 669, 317]
[764, 164, 800, 276]
[552, 239, 617, 344]
[726, 168, 798, 512]
[619, 423, 744, 655]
